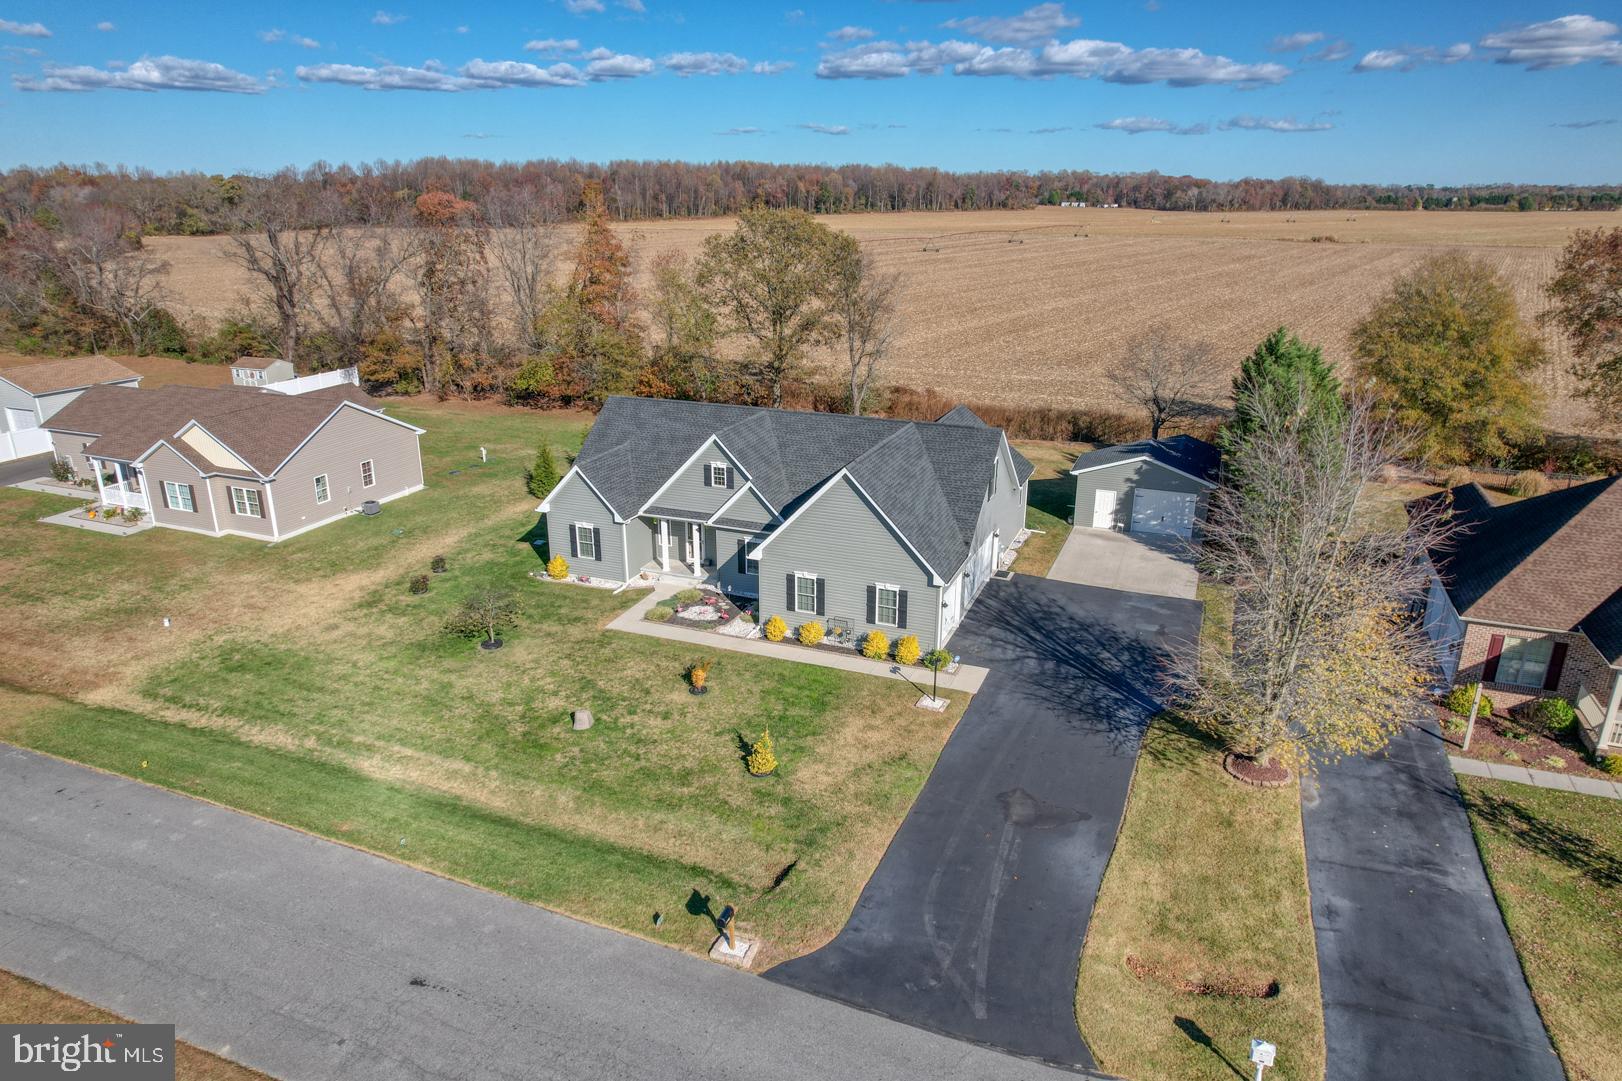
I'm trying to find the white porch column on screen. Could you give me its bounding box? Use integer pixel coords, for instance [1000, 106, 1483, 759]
[1601, 670, 1622, 751]
[92, 459, 108, 505]
[658, 519, 670, 572]
[690, 523, 702, 574]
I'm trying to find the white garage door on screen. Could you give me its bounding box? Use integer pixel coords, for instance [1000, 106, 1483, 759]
[1130, 489, 1197, 538]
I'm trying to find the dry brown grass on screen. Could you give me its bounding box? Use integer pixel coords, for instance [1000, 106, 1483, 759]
[145, 208, 1616, 433]
[0, 969, 272, 1081]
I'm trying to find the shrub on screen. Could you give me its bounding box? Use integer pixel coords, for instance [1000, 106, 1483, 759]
[645, 605, 674, 622]
[1444, 683, 1493, 717]
[546, 555, 569, 579]
[798, 621, 825, 646]
[1508, 469, 1548, 498]
[444, 589, 520, 644]
[1442, 714, 1466, 733]
[526, 444, 561, 499]
[1539, 755, 1566, 771]
[1440, 466, 1475, 490]
[430, 554, 448, 574]
[746, 730, 778, 775]
[674, 588, 703, 606]
[763, 614, 787, 642]
[409, 574, 430, 595]
[1501, 749, 1522, 762]
[922, 648, 952, 671]
[688, 658, 713, 690]
[1522, 696, 1577, 734]
[894, 635, 921, 666]
[1599, 754, 1622, 777]
[48, 459, 73, 483]
[862, 630, 890, 660]
[124, 506, 144, 524]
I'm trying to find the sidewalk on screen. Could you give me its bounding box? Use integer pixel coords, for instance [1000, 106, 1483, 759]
[1450, 754, 1622, 800]
[605, 583, 991, 695]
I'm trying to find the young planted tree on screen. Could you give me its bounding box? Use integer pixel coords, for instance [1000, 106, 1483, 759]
[1352, 252, 1545, 465]
[830, 237, 900, 415]
[527, 444, 561, 499]
[1107, 327, 1220, 438]
[1543, 226, 1622, 418]
[445, 589, 520, 647]
[694, 207, 845, 408]
[226, 173, 333, 364]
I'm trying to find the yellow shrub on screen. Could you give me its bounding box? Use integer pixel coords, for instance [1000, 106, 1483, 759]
[763, 614, 788, 642]
[798, 620, 825, 646]
[894, 634, 921, 665]
[546, 554, 569, 580]
[862, 630, 890, 659]
[746, 729, 778, 775]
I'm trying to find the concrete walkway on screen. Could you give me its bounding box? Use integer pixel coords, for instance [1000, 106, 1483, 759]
[0, 745, 1085, 1081]
[1045, 528, 1197, 600]
[1450, 753, 1622, 799]
[605, 582, 991, 695]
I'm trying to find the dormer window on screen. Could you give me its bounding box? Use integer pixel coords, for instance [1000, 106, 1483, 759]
[709, 462, 728, 487]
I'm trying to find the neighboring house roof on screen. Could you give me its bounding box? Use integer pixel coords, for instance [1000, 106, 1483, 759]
[934, 404, 1036, 484]
[1416, 477, 1622, 664]
[44, 382, 393, 478]
[0, 356, 140, 395]
[573, 396, 1028, 579]
[1069, 434, 1220, 486]
[232, 357, 285, 370]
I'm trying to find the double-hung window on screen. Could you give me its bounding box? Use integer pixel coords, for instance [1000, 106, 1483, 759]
[794, 572, 818, 613]
[576, 523, 597, 560]
[314, 474, 330, 504]
[162, 480, 194, 513]
[360, 459, 375, 488]
[709, 462, 728, 487]
[875, 584, 900, 626]
[1496, 636, 1554, 688]
[229, 486, 262, 517]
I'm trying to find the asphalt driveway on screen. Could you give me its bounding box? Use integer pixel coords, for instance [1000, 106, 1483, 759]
[1046, 528, 1198, 600]
[0, 451, 52, 487]
[767, 575, 1202, 1069]
[0, 745, 1080, 1081]
[1301, 719, 1564, 1081]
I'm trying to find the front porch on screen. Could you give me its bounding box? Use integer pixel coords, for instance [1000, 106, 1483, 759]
[91, 457, 150, 514]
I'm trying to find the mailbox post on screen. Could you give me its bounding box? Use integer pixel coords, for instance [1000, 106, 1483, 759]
[1249, 1039, 1276, 1081]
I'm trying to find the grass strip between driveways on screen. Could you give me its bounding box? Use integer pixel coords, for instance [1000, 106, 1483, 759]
[1459, 777, 1622, 1081]
[0, 968, 272, 1081]
[1009, 440, 1083, 577]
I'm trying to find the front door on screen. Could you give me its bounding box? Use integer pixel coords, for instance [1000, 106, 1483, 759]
[1091, 489, 1118, 529]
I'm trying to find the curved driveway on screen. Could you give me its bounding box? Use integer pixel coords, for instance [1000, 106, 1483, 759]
[767, 575, 1201, 1070]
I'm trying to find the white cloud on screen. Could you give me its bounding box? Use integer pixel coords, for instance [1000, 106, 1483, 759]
[719, 126, 764, 134]
[1551, 117, 1616, 128]
[16, 54, 264, 92]
[1479, 15, 1621, 69]
[260, 29, 321, 48]
[297, 61, 462, 90]
[817, 35, 1288, 85]
[525, 38, 580, 54]
[95, 21, 115, 32]
[0, 18, 49, 37]
[662, 51, 748, 76]
[1219, 114, 1333, 132]
[583, 50, 654, 79]
[753, 59, 793, 74]
[1307, 38, 1352, 62]
[799, 122, 849, 135]
[1030, 125, 1069, 133]
[1103, 47, 1290, 86]
[619, 0, 646, 11]
[828, 26, 874, 42]
[565, 0, 606, 12]
[1094, 116, 1207, 135]
[463, 131, 496, 138]
[944, 3, 1079, 46]
[371, 11, 408, 26]
[1270, 31, 1324, 52]
[462, 59, 586, 87]
[1353, 42, 1470, 72]
[456, 25, 469, 34]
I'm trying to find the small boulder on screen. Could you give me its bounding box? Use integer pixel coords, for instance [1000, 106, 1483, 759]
[571, 710, 594, 731]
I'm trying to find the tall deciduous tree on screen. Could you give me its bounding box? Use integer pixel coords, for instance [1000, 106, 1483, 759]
[694, 207, 845, 408]
[484, 188, 557, 353]
[646, 250, 723, 400]
[830, 238, 900, 416]
[1352, 253, 1546, 465]
[225, 173, 332, 364]
[1107, 327, 1220, 438]
[1543, 226, 1622, 418]
[410, 191, 490, 397]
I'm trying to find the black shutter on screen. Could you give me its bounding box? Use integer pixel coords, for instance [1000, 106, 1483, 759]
[256, 490, 266, 518]
[592, 527, 603, 561]
[1482, 634, 1504, 682]
[160, 484, 171, 510]
[815, 577, 826, 616]
[736, 540, 747, 573]
[786, 573, 796, 612]
[569, 524, 579, 558]
[1543, 642, 1568, 691]
[897, 590, 909, 629]
[866, 585, 877, 624]
[702, 466, 712, 487]
[726, 467, 735, 489]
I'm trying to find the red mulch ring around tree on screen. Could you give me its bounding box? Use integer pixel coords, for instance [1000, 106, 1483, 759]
[1125, 955, 1280, 999]
[1223, 753, 1292, 788]
[1435, 705, 1611, 781]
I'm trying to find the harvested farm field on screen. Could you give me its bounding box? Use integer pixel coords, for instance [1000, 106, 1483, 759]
[145, 207, 1620, 433]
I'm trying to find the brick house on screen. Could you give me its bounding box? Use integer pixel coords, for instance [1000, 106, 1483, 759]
[1416, 477, 1622, 754]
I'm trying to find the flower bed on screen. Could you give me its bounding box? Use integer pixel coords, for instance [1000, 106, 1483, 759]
[1438, 704, 1613, 781]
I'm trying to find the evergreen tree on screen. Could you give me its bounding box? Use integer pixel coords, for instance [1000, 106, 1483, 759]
[1226, 327, 1344, 449]
[527, 444, 561, 499]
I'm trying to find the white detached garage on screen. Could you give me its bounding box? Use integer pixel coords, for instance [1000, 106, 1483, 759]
[1070, 434, 1220, 540]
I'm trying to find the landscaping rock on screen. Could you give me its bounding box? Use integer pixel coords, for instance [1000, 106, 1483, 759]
[571, 709, 593, 731]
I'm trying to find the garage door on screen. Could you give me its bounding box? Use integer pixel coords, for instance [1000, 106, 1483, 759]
[1130, 489, 1197, 538]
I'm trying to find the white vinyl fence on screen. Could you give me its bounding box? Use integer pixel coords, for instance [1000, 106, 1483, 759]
[263, 367, 360, 396]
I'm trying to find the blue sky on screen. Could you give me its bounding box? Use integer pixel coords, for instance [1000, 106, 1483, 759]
[1, 2, 1619, 183]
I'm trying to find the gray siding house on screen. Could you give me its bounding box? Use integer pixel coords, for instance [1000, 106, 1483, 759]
[1070, 435, 1219, 539]
[0, 356, 141, 462]
[537, 397, 1033, 651]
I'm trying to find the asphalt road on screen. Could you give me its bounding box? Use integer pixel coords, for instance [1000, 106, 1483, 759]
[0, 451, 52, 487]
[767, 575, 1202, 1070]
[0, 745, 1089, 1081]
[1300, 720, 1564, 1081]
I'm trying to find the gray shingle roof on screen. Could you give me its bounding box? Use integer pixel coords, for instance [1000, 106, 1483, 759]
[575, 396, 1021, 578]
[934, 404, 1035, 485]
[1069, 434, 1220, 484]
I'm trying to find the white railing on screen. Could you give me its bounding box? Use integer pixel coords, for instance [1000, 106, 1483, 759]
[263, 367, 360, 396]
[100, 480, 150, 512]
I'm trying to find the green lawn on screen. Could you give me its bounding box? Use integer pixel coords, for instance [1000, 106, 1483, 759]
[0, 398, 963, 966]
[1011, 440, 1085, 577]
[1460, 779, 1622, 1081]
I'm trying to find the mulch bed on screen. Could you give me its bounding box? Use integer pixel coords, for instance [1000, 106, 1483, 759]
[666, 591, 749, 630]
[1125, 954, 1279, 999]
[1437, 705, 1611, 781]
[1223, 753, 1292, 788]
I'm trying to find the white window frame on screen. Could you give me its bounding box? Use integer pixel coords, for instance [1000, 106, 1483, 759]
[709, 461, 729, 488]
[1497, 635, 1554, 688]
[745, 545, 760, 575]
[360, 459, 375, 488]
[575, 522, 598, 560]
[314, 473, 330, 504]
[229, 486, 262, 517]
[794, 572, 818, 614]
[162, 480, 194, 513]
[875, 583, 900, 627]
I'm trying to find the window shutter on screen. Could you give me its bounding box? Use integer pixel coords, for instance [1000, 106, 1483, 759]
[592, 528, 603, 561]
[897, 590, 909, 629]
[816, 577, 826, 616]
[736, 540, 747, 573]
[866, 585, 877, 624]
[786, 574, 796, 612]
[1542, 642, 1568, 691]
[256, 490, 266, 518]
[569, 525, 579, 558]
[726, 467, 735, 489]
[184, 484, 195, 511]
[1481, 634, 1504, 682]
[702, 466, 712, 488]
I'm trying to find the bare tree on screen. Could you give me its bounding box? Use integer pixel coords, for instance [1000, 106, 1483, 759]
[1107, 328, 1221, 438]
[1170, 386, 1453, 779]
[311, 227, 410, 369]
[55, 205, 170, 354]
[831, 241, 900, 415]
[409, 192, 491, 397]
[226, 173, 332, 364]
[484, 189, 558, 352]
